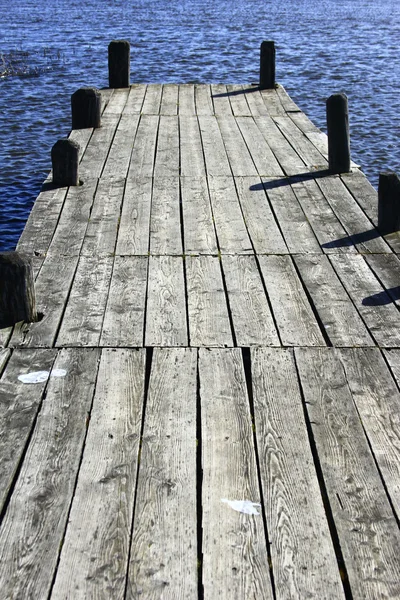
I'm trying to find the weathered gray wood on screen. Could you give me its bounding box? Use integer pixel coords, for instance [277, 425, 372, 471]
[100, 256, 148, 347]
[259, 89, 286, 117]
[127, 348, 197, 599]
[258, 255, 326, 346]
[254, 116, 307, 176]
[198, 116, 231, 177]
[102, 88, 129, 115]
[145, 256, 187, 347]
[0, 327, 12, 349]
[378, 172, 400, 234]
[329, 254, 400, 346]
[116, 176, 152, 255]
[128, 115, 159, 178]
[122, 84, 147, 115]
[79, 113, 120, 179]
[222, 255, 279, 346]
[260, 41, 275, 90]
[99, 88, 114, 114]
[68, 127, 93, 163]
[154, 115, 179, 178]
[365, 253, 400, 307]
[252, 347, 345, 599]
[338, 348, 400, 521]
[235, 176, 288, 254]
[178, 84, 196, 115]
[51, 139, 79, 187]
[51, 348, 145, 599]
[181, 177, 218, 254]
[71, 87, 101, 129]
[150, 177, 182, 255]
[242, 86, 270, 117]
[102, 114, 140, 180]
[108, 39, 130, 88]
[0, 348, 56, 515]
[81, 178, 125, 256]
[141, 84, 162, 115]
[273, 115, 328, 168]
[160, 83, 179, 115]
[0, 348, 10, 375]
[296, 347, 400, 600]
[179, 116, 206, 178]
[327, 93, 351, 173]
[217, 115, 258, 177]
[208, 176, 253, 254]
[226, 84, 251, 116]
[0, 348, 100, 600]
[263, 178, 321, 253]
[199, 348, 274, 600]
[294, 254, 374, 347]
[195, 84, 214, 115]
[56, 255, 113, 347]
[211, 84, 232, 115]
[186, 255, 233, 347]
[384, 348, 400, 385]
[275, 84, 301, 113]
[236, 117, 284, 176]
[0, 252, 37, 328]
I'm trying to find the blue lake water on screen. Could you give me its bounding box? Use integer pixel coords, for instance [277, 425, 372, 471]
[1, 0, 400, 250]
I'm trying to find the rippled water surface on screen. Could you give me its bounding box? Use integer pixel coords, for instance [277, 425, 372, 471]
[1, 0, 400, 250]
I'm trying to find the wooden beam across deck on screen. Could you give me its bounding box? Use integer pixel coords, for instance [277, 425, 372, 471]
[1, 83, 400, 599]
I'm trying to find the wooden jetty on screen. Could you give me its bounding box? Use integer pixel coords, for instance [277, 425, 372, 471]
[1, 75, 400, 599]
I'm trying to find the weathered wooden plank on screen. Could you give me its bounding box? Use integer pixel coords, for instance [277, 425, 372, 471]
[226, 84, 251, 116]
[252, 347, 345, 599]
[128, 114, 159, 178]
[384, 348, 400, 385]
[68, 127, 93, 162]
[263, 178, 321, 253]
[236, 117, 284, 177]
[0, 348, 10, 375]
[178, 83, 196, 115]
[160, 83, 179, 115]
[273, 115, 328, 168]
[365, 253, 400, 307]
[217, 115, 258, 177]
[150, 177, 182, 255]
[195, 84, 214, 115]
[296, 347, 400, 600]
[100, 88, 114, 114]
[154, 115, 179, 178]
[199, 348, 274, 600]
[127, 348, 197, 600]
[291, 178, 357, 253]
[0, 348, 56, 514]
[294, 254, 374, 347]
[260, 88, 286, 116]
[258, 255, 326, 347]
[122, 84, 147, 115]
[329, 254, 400, 346]
[141, 83, 162, 115]
[0, 348, 100, 600]
[211, 84, 232, 115]
[10, 254, 79, 348]
[275, 84, 301, 113]
[0, 328, 13, 349]
[102, 114, 140, 180]
[181, 177, 218, 254]
[198, 115, 231, 177]
[208, 176, 253, 254]
[100, 256, 148, 347]
[255, 116, 308, 176]
[51, 348, 145, 599]
[317, 176, 391, 253]
[179, 116, 206, 178]
[79, 113, 120, 179]
[235, 176, 288, 254]
[56, 255, 113, 347]
[116, 176, 152, 255]
[102, 88, 129, 115]
[338, 348, 400, 521]
[243, 86, 270, 117]
[222, 255, 279, 346]
[46, 180, 98, 257]
[186, 255, 232, 347]
[145, 256, 187, 347]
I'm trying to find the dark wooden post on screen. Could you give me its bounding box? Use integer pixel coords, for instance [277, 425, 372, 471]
[378, 172, 400, 234]
[260, 41, 275, 90]
[0, 252, 37, 328]
[71, 87, 101, 129]
[51, 139, 80, 187]
[108, 40, 130, 88]
[326, 93, 351, 173]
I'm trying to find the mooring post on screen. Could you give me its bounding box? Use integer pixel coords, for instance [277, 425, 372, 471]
[0, 252, 37, 328]
[326, 93, 351, 173]
[260, 41, 275, 90]
[378, 171, 400, 234]
[51, 139, 80, 187]
[71, 87, 101, 129]
[108, 40, 130, 88]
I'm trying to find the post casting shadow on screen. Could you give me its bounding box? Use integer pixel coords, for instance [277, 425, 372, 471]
[249, 169, 332, 191]
[362, 286, 400, 306]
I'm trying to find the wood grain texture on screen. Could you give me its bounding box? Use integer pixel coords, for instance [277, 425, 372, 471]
[258, 255, 326, 347]
[236, 117, 284, 177]
[195, 84, 214, 115]
[186, 255, 233, 347]
[154, 115, 180, 178]
[0, 327, 13, 349]
[0, 348, 100, 600]
[365, 253, 400, 307]
[100, 256, 148, 347]
[275, 85, 301, 113]
[243, 86, 270, 117]
[128, 115, 159, 178]
[296, 348, 400, 600]
[160, 83, 179, 115]
[260, 89, 286, 117]
[179, 116, 206, 177]
[122, 84, 147, 115]
[127, 348, 197, 600]
[150, 177, 182, 255]
[79, 114, 120, 179]
[226, 84, 251, 116]
[178, 84, 196, 115]
[199, 348, 274, 600]
[102, 89, 129, 115]
[252, 347, 345, 600]
[101, 114, 139, 180]
[68, 127, 93, 162]
[222, 255, 279, 346]
[294, 254, 374, 347]
[181, 177, 218, 254]
[117, 176, 152, 255]
[0, 348, 10, 376]
[198, 116, 231, 177]
[51, 349, 145, 599]
[217, 115, 258, 177]
[254, 116, 307, 176]
[211, 84, 232, 115]
[145, 255, 187, 347]
[273, 116, 328, 168]
[141, 84, 162, 115]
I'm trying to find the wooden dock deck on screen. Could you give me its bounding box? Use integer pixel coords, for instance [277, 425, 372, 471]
[1, 83, 400, 599]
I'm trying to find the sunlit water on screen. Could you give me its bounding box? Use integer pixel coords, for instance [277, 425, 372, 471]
[1, 0, 399, 250]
